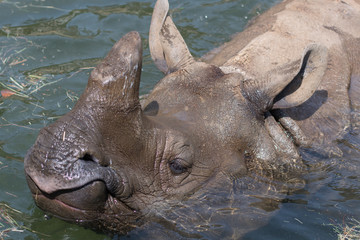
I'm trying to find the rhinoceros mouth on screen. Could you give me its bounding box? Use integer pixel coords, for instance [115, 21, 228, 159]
[26, 174, 105, 213]
[26, 174, 137, 224]
[27, 186, 140, 235]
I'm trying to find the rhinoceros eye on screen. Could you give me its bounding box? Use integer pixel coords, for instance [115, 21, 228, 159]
[169, 158, 188, 175]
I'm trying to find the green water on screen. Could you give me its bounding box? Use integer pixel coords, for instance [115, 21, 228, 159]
[0, 0, 359, 239]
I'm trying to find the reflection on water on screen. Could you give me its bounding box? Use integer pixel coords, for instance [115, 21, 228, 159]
[24, 57, 100, 76]
[0, 0, 359, 239]
[0, 2, 153, 39]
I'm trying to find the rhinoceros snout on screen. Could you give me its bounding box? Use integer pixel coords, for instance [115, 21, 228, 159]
[25, 172, 108, 210]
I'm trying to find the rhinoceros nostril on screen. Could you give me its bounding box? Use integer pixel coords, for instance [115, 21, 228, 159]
[80, 153, 95, 162]
[79, 153, 110, 167]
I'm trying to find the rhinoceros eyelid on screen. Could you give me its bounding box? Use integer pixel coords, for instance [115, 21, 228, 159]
[168, 158, 189, 175]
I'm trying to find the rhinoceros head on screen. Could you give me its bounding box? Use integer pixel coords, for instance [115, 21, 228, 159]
[24, 0, 328, 233]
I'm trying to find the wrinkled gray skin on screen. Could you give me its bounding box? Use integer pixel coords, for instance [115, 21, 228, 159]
[24, 0, 360, 234]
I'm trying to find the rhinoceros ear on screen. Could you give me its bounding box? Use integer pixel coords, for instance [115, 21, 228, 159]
[242, 44, 328, 111]
[149, 0, 194, 74]
[271, 44, 328, 109]
[87, 31, 143, 111]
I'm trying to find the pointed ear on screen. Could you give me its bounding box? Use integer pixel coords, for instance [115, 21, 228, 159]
[87, 31, 143, 111]
[149, 0, 194, 74]
[242, 44, 328, 111]
[272, 44, 328, 109]
[149, 0, 169, 73]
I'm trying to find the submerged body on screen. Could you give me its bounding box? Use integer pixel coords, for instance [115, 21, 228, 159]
[24, 0, 360, 235]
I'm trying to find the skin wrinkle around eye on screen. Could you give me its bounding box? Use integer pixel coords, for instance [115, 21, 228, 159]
[155, 131, 194, 193]
[152, 131, 167, 193]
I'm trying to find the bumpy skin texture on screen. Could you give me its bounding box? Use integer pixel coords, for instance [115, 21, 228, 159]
[24, 0, 360, 234]
[205, 0, 360, 151]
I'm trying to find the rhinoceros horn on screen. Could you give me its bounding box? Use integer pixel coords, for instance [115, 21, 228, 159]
[149, 0, 194, 74]
[85, 31, 143, 112]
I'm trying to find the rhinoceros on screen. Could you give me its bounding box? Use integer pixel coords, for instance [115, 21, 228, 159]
[24, 0, 360, 235]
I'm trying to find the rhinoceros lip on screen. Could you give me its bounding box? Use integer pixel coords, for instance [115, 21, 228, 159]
[35, 193, 98, 221]
[32, 190, 141, 234]
[26, 174, 136, 223]
[27, 180, 97, 222]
